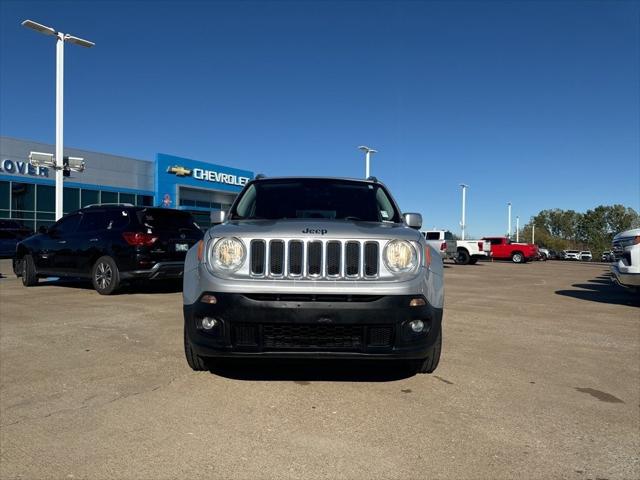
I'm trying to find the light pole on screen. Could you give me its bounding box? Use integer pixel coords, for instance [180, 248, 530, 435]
[22, 19, 94, 220]
[459, 184, 468, 240]
[358, 146, 377, 179]
[507, 202, 512, 238]
[516, 216, 520, 242]
[532, 224, 535, 244]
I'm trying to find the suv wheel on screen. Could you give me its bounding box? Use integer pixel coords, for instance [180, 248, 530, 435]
[21, 255, 38, 286]
[511, 252, 524, 263]
[92, 256, 120, 295]
[13, 258, 23, 277]
[184, 325, 208, 371]
[410, 327, 442, 374]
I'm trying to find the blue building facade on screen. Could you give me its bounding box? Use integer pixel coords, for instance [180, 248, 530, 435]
[0, 136, 254, 231]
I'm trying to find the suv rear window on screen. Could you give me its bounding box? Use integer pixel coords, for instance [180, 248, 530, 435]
[424, 232, 441, 240]
[78, 210, 131, 232]
[137, 209, 200, 231]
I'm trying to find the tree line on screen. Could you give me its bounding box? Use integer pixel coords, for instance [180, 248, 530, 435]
[518, 204, 639, 257]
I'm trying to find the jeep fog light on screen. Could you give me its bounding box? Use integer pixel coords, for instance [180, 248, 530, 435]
[212, 237, 246, 271]
[409, 320, 425, 333]
[383, 240, 418, 273]
[202, 317, 219, 330]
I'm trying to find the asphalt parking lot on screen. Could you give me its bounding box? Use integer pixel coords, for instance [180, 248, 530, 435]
[0, 259, 638, 479]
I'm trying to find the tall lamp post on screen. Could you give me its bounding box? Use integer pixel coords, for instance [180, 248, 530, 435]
[516, 216, 520, 242]
[507, 202, 512, 238]
[358, 146, 377, 179]
[22, 19, 94, 221]
[459, 183, 468, 240]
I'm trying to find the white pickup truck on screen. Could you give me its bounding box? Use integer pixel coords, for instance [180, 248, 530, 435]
[422, 230, 457, 260]
[453, 238, 492, 264]
[422, 230, 491, 264]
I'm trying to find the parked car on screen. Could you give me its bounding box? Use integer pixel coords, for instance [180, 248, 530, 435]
[601, 251, 615, 262]
[611, 228, 640, 293]
[482, 237, 538, 263]
[15, 205, 203, 294]
[421, 230, 457, 260]
[563, 250, 581, 261]
[0, 220, 33, 259]
[538, 248, 550, 260]
[579, 250, 592, 261]
[183, 176, 444, 374]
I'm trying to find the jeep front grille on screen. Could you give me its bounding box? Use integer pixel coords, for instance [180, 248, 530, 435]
[249, 239, 381, 279]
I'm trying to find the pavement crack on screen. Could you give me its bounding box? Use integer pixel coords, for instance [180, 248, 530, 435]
[1, 376, 182, 428]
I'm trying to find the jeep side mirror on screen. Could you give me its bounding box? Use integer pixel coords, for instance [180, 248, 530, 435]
[210, 210, 227, 225]
[403, 212, 422, 229]
[38, 225, 49, 234]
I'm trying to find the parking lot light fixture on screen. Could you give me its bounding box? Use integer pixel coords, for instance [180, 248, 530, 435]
[21, 19, 94, 220]
[358, 146, 377, 179]
[516, 216, 520, 242]
[507, 202, 512, 238]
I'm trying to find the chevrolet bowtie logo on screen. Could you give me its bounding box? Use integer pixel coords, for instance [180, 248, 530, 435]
[167, 165, 192, 177]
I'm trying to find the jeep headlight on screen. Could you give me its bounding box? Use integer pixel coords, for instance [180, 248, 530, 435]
[211, 237, 246, 271]
[383, 240, 418, 273]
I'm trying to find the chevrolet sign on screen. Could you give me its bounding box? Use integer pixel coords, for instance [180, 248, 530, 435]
[167, 164, 250, 187]
[167, 165, 192, 176]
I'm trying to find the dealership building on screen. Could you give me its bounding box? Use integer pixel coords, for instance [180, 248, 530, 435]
[0, 136, 254, 231]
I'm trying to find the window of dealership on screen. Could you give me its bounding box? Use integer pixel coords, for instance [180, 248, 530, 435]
[0, 180, 154, 231]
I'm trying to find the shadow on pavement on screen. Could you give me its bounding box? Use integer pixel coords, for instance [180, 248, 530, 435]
[555, 275, 640, 307]
[32, 278, 182, 294]
[207, 358, 415, 382]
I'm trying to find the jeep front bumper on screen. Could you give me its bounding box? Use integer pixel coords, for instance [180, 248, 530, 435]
[611, 263, 640, 289]
[184, 293, 442, 359]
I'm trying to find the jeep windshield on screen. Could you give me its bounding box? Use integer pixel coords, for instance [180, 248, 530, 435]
[230, 178, 402, 222]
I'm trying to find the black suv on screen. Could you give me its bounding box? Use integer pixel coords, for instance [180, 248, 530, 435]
[15, 205, 203, 294]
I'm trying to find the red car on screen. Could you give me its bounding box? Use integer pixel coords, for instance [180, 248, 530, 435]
[482, 237, 538, 263]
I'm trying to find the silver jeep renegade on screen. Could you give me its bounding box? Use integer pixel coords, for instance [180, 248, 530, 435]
[182, 177, 444, 374]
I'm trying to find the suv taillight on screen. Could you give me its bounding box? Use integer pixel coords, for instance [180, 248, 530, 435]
[478, 241, 483, 250]
[122, 232, 158, 247]
[440, 241, 447, 251]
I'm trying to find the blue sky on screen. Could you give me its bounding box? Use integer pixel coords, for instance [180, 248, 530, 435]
[1, 0, 638, 237]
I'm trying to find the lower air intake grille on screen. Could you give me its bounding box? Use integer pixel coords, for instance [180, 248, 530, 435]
[368, 326, 393, 347]
[232, 324, 258, 346]
[263, 324, 364, 351]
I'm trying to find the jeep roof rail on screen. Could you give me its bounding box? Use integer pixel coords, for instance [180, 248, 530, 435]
[84, 203, 135, 208]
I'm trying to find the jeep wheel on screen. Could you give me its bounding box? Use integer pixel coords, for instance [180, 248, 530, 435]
[455, 249, 471, 265]
[410, 328, 442, 374]
[21, 255, 38, 286]
[511, 252, 524, 263]
[184, 325, 208, 371]
[91, 256, 120, 295]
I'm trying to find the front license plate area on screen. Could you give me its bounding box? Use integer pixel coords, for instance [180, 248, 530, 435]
[175, 243, 189, 252]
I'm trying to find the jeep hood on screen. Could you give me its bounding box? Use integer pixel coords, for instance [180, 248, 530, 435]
[205, 218, 422, 241]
